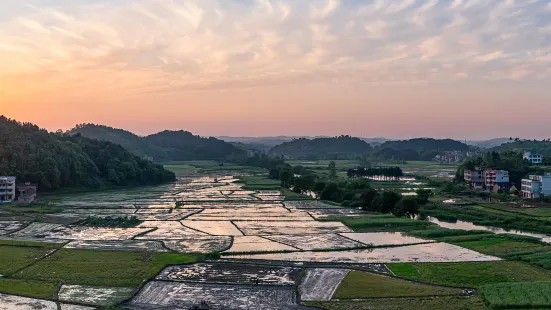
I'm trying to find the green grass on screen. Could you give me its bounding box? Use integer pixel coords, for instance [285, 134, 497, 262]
[454, 236, 551, 257]
[515, 250, 551, 269]
[162, 164, 198, 174]
[15, 249, 202, 287]
[480, 281, 551, 309]
[334, 271, 462, 299]
[282, 188, 315, 201]
[0, 205, 64, 214]
[236, 175, 281, 190]
[324, 215, 437, 232]
[0, 278, 58, 299]
[306, 296, 486, 310]
[0, 243, 62, 276]
[407, 228, 491, 240]
[388, 261, 551, 288]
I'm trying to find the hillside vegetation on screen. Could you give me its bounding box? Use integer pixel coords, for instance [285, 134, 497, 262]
[374, 138, 471, 161]
[490, 139, 551, 157]
[0, 116, 175, 190]
[70, 124, 245, 161]
[269, 136, 372, 159]
[269, 136, 471, 160]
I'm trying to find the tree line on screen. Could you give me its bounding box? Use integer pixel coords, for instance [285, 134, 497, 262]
[0, 116, 175, 190]
[243, 155, 429, 218]
[347, 166, 404, 180]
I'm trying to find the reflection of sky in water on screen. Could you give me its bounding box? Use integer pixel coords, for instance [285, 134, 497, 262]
[426, 217, 551, 243]
[341, 232, 430, 246]
[232, 243, 500, 263]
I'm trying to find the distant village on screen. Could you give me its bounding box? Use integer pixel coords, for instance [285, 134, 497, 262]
[463, 152, 550, 199]
[0, 176, 37, 204]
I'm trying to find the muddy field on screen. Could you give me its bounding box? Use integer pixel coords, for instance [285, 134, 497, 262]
[59, 284, 135, 306]
[0, 221, 27, 235]
[299, 268, 350, 301]
[163, 236, 232, 253]
[230, 243, 501, 263]
[65, 240, 169, 252]
[0, 293, 94, 310]
[157, 262, 300, 285]
[126, 281, 310, 310]
[340, 232, 431, 246]
[266, 234, 365, 250]
[234, 221, 352, 235]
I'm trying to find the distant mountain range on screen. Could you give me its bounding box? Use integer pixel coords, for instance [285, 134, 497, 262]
[217, 136, 510, 149]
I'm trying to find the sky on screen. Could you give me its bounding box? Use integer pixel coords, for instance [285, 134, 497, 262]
[0, 0, 550, 139]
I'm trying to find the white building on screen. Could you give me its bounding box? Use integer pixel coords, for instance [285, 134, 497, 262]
[484, 169, 510, 191]
[0, 176, 16, 202]
[521, 175, 551, 199]
[523, 152, 544, 165]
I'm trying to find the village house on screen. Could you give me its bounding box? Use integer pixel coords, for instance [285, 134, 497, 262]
[485, 169, 510, 192]
[0, 176, 16, 202]
[464, 169, 484, 190]
[464, 169, 510, 192]
[16, 182, 38, 204]
[521, 175, 551, 199]
[523, 152, 544, 165]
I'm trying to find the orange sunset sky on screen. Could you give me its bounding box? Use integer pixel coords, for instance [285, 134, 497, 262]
[1, 0, 550, 139]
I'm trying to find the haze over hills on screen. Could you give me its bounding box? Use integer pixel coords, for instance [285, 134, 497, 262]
[217, 136, 509, 149]
[70, 124, 245, 162]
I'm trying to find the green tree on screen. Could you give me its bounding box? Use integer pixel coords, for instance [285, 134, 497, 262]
[415, 189, 433, 205]
[359, 188, 378, 211]
[380, 191, 402, 213]
[328, 161, 337, 178]
[392, 198, 419, 218]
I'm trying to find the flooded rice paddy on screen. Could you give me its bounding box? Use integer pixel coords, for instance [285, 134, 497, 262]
[426, 216, 551, 243]
[0, 175, 504, 309]
[299, 268, 350, 301]
[0, 293, 94, 310]
[230, 243, 500, 263]
[58, 285, 134, 307]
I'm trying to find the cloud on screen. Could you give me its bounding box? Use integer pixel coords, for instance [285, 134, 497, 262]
[1, 0, 551, 100]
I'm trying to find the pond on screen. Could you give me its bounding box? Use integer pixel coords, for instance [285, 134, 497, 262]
[425, 216, 551, 243]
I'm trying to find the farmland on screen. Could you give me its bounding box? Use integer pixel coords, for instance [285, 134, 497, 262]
[1, 161, 551, 309]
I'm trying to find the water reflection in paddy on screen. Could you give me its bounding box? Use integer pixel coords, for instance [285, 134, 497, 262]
[340, 232, 431, 246]
[231, 243, 500, 263]
[425, 216, 551, 243]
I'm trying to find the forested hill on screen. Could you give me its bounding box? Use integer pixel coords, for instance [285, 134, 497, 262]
[69, 124, 157, 159]
[0, 116, 175, 190]
[269, 136, 372, 159]
[489, 139, 551, 156]
[70, 124, 245, 161]
[144, 130, 245, 161]
[373, 138, 471, 161]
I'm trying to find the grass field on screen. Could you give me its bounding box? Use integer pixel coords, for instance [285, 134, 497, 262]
[0, 242, 62, 276]
[0, 278, 58, 299]
[15, 249, 202, 287]
[388, 261, 551, 288]
[235, 175, 281, 190]
[453, 236, 551, 257]
[306, 296, 487, 310]
[282, 188, 315, 201]
[480, 281, 551, 309]
[323, 215, 437, 232]
[334, 271, 462, 299]
[515, 250, 551, 269]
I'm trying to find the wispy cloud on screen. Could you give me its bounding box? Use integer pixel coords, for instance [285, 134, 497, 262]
[1, 0, 551, 99]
